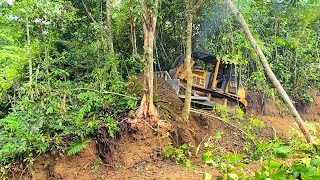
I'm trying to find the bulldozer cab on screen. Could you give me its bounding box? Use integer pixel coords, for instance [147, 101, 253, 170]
[172, 51, 247, 107]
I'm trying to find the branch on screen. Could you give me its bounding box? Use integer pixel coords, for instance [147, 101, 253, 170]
[82, 0, 98, 24]
[190, 0, 205, 14]
[82, 0, 106, 32]
[69, 88, 138, 100]
[37, 87, 138, 100]
[190, 108, 257, 145]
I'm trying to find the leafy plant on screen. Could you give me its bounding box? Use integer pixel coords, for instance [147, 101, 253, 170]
[301, 93, 314, 104]
[103, 115, 120, 139]
[255, 156, 320, 179]
[201, 132, 224, 166]
[216, 153, 246, 180]
[252, 138, 291, 160]
[164, 144, 192, 168]
[67, 139, 90, 156]
[233, 108, 245, 121]
[213, 104, 229, 120]
[91, 158, 103, 171]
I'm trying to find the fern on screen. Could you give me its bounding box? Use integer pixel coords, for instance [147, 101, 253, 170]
[67, 139, 89, 156]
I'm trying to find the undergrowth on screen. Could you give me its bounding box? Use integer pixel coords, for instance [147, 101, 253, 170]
[164, 105, 320, 180]
[0, 76, 138, 177]
[164, 143, 193, 168]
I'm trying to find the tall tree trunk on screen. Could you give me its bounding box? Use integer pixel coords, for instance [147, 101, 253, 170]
[181, 0, 204, 123]
[106, 0, 117, 74]
[135, 0, 159, 123]
[225, 0, 314, 143]
[181, 12, 193, 122]
[26, 20, 32, 85]
[130, 10, 137, 55]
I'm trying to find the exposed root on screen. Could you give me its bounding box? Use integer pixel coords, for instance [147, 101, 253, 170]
[97, 122, 123, 165]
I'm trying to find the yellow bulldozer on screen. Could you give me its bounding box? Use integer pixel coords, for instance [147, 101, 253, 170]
[155, 51, 247, 110]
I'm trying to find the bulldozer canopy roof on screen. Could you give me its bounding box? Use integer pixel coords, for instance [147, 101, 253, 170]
[191, 51, 217, 64]
[172, 51, 238, 68]
[192, 51, 240, 66]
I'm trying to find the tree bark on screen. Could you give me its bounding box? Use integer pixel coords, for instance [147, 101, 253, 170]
[135, 0, 159, 123]
[106, 0, 117, 75]
[225, 0, 314, 143]
[181, 0, 204, 122]
[26, 20, 32, 85]
[106, 0, 114, 54]
[181, 12, 193, 122]
[130, 9, 137, 55]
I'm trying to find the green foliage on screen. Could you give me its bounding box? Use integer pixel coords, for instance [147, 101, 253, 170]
[203, 172, 212, 180]
[252, 138, 292, 160]
[202, 151, 216, 166]
[255, 156, 320, 179]
[301, 93, 314, 104]
[201, 135, 320, 180]
[233, 108, 245, 121]
[67, 139, 90, 156]
[275, 146, 292, 159]
[201, 132, 224, 166]
[164, 144, 192, 168]
[196, 1, 320, 101]
[91, 157, 103, 171]
[1, 0, 320, 178]
[215, 153, 246, 180]
[103, 115, 120, 139]
[213, 104, 229, 120]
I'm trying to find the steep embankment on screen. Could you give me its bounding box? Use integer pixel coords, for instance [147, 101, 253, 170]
[248, 89, 320, 138]
[29, 78, 320, 179]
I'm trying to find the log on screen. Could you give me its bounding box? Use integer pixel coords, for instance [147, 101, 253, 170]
[225, 0, 314, 143]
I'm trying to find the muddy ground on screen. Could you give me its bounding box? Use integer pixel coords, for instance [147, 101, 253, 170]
[27, 78, 320, 180]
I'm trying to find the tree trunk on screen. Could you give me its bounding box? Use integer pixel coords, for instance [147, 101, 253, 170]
[225, 0, 314, 143]
[106, 0, 117, 74]
[181, 12, 193, 123]
[130, 10, 137, 55]
[26, 20, 32, 85]
[181, 0, 204, 123]
[135, 0, 159, 123]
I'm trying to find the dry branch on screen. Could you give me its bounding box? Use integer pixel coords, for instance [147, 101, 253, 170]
[190, 108, 257, 145]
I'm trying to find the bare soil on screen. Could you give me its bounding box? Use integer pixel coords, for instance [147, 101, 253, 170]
[28, 78, 319, 179]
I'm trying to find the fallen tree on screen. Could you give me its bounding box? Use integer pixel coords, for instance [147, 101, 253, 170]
[224, 0, 314, 143]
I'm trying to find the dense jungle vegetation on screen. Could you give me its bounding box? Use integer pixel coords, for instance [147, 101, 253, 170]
[0, 0, 320, 178]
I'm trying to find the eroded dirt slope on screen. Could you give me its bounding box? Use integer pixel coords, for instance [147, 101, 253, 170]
[29, 78, 320, 179]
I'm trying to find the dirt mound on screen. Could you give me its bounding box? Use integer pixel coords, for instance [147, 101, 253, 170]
[246, 88, 320, 139]
[95, 116, 172, 169]
[258, 115, 300, 139]
[32, 140, 221, 180]
[246, 91, 286, 116]
[31, 140, 99, 179]
[301, 89, 320, 122]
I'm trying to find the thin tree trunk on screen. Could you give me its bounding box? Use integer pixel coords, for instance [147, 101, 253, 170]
[26, 20, 32, 85]
[181, 0, 204, 122]
[45, 45, 50, 84]
[106, 0, 117, 75]
[135, 0, 159, 123]
[130, 10, 137, 55]
[106, 0, 114, 53]
[181, 12, 193, 122]
[82, 0, 107, 53]
[225, 0, 314, 143]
